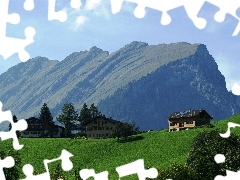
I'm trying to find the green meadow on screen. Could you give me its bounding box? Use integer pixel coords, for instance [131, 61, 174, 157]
[1, 113, 240, 179]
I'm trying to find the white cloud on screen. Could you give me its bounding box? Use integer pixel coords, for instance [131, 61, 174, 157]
[85, 0, 101, 10]
[74, 15, 88, 29]
[63, 0, 112, 31]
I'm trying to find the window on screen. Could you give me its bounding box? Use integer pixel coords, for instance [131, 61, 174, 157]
[105, 121, 107, 124]
[94, 121, 97, 124]
[93, 134, 95, 137]
[94, 126, 97, 130]
[106, 127, 109, 130]
[186, 121, 193, 124]
[179, 122, 184, 127]
[102, 127, 104, 130]
[170, 122, 176, 126]
[106, 133, 108, 136]
[98, 127, 102, 130]
[89, 134, 91, 137]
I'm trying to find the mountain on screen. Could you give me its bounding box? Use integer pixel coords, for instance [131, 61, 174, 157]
[0, 41, 239, 131]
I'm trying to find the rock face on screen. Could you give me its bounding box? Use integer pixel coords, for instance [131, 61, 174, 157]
[0, 41, 239, 131]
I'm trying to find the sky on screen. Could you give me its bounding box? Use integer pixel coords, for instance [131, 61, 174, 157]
[1, 0, 240, 92]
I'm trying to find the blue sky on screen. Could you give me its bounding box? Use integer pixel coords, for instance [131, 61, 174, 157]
[1, 0, 240, 91]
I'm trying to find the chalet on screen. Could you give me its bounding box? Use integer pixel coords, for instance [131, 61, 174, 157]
[83, 115, 123, 139]
[20, 117, 65, 138]
[168, 109, 213, 132]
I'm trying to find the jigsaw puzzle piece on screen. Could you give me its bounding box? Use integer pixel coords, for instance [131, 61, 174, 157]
[219, 122, 240, 138]
[21, 149, 73, 180]
[145, 0, 185, 25]
[0, 156, 14, 180]
[24, 0, 35, 11]
[0, 0, 20, 37]
[79, 169, 108, 180]
[48, 0, 67, 22]
[0, 0, 35, 62]
[0, 101, 28, 150]
[215, 170, 240, 180]
[0, 26, 36, 62]
[115, 0, 184, 24]
[43, 149, 74, 171]
[116, 159, 158, 180]
[21, 164, 50, 180]
[70, 0, 82, 9]
[183, 0, 207, 29]
[207, 0, 240, 22]
[110, 0, 124, 14]
[207, 0, 240, 36]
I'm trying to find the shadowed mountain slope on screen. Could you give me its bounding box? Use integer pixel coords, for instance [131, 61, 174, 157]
[0, 41, 239, 130]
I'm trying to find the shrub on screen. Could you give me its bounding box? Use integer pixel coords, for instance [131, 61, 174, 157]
[0, 150, 21, 180]
[186, 130, 240, 179]
[156, 163, 197, 180]
[50, 164, 66, 180]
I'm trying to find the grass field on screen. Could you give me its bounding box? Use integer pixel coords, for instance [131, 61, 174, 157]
[1, 113, 240, 179]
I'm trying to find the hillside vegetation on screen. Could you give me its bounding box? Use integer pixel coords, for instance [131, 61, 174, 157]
[1, 114, 240, 179]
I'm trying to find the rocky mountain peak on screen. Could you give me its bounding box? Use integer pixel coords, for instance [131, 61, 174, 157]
[0, 42, 239, 131]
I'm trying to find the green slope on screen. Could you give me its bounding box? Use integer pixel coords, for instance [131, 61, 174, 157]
[1, 114, 240, 179]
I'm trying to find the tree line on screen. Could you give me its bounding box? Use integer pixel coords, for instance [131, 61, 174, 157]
[57, 102, 101, 137]
[11, 102, 139, 140]
[10, 102, 101, 138]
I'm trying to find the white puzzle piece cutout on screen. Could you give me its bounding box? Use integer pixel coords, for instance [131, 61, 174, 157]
[21, 149, 73, 180]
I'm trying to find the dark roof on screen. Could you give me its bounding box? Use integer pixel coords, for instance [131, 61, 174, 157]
[168, 109, 213, 119]
[24, 118, 64, 132]
[82, 115, 123, 126]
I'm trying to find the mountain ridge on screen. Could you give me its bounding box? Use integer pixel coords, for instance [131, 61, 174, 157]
[0, 41, 239, 130]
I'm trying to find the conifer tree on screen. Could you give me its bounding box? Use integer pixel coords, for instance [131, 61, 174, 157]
[89, 103, 101, 119]
[57, 103, 78, 137]
[78, 103, 91, 132]
[39, 103, 54, 125]
[78, 103, 91, 124]
[78, 103, 101, 131]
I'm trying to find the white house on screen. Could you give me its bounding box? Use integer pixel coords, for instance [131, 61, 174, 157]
[20, 117, 65, 138]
